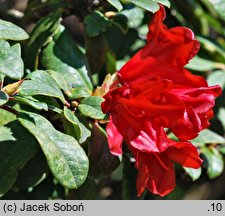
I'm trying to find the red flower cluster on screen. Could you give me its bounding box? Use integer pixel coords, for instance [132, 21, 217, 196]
[101, 6, 222, 196]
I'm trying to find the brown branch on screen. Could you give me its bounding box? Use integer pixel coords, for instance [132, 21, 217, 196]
[0, 105, 18, 115]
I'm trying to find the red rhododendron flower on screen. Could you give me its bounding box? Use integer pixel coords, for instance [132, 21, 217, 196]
[132, 139, 202, 196]
[101, 5, 222, 196]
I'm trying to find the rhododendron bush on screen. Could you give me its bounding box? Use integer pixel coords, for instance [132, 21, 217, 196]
[0, 0, 225, 200]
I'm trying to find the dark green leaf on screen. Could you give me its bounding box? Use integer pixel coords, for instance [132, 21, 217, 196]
[84, 11, 111, 37]
[122, 158, 141, 199]
[201, 147, 224, 179]
[25, 11, 61, 70]
[0, 91, 9, 105]
[68, 178, 97, 199]
[34, 95, 62, 114]
[107, 0, 123, 11]
[18, 112, 89, 189]
[78, 96, 105, 120]
[19, 70, 66, 104]
[63, 107, 91, 144]
[0, 40, 24, 79]
[16, 151, 49, 190]
[0, 121, 38, 197]
[191, 129, 225, 146]
[88, 123, 120, 179]
[41, 26, 93, 92]
[26, 175, 55, 200]
[184, 167, 202, 181]
[86, 34, 108, 73]
[112, 14, 129, 33]
[0, 19, 29, 41]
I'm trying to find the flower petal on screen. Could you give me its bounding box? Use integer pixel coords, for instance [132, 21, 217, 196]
[165, 141, 202, 168]
[135, 151, 176, 197]
[118, 6, 204, 87]
[106, 115, 123, 156]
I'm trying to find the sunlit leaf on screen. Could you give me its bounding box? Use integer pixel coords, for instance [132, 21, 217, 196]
[63, 107, 91, 144]
[19, 70, 66, 104]
[184, 167, 202, 181]
[201, 147, 224, 179]
[0, 40, 24, 79]
[41, 26, 93, 92]
[78, 96, 105, 120]
[18, 112, 89, 189]
[191, 129, 225, 146]
[0, 91, 9, 106]
[0, 19, 29, 41]
[106, 0, 123, 11]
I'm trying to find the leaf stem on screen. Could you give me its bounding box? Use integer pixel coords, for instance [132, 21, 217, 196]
[0, 105, 18, 115]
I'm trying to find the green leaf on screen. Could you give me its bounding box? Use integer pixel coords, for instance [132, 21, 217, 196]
[130, 0, 160, 13]
[112, 14, 129, 33]
[0, 40, 24, 80]
[68, 178, 97, 199]
[19, 70, 66, 104]
[184, 167, 202, 181]
[197, 36, 225, 58]
[48, 70, 70, 92]
[122, 158, 142, 199]
[88, 123, 120, 179]
[63, 107, 91, 144]
[34, 95, 62, 114]
[207, 70, 225, 90]
[41, 26, 93, 92]
[191, 129, 225, 146]
[218, 108, 225, 130]
[66, 88, 90, 100]
[219, 147, 225, 155]
[201, 147, 224, 179]
[120, 7, 144, 28]
[186, 56, 224, 72]
[84, 11, 111, 37]
[0, 121, 38, 197]
[25, 11, 61, 70]
[0, 19, 29, 41]
[78, 96, 105, 120]
[209, 0, 225, 21]
[0, 126, 16, 142]
[151, 0, 170, 8]
[18, 112, 89, 189]
[16, 151, 49, 190]
[0, 108, 16, 125]
[86, 34, 108, 73]
[106, 0, 123, 11]
[0, 73, 5, 81]
[0, 91, 9, 105]
[14, 95, 48, 111]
